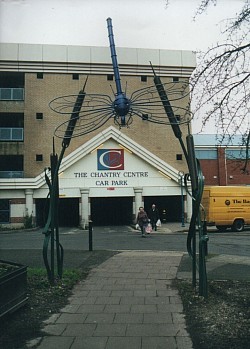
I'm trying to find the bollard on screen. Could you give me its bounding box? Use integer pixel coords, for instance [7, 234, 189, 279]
[89, 220, 93, 251]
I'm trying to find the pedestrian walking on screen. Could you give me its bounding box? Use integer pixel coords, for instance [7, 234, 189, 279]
[136, 207, 149, 237]
[148, 203, 160, 231]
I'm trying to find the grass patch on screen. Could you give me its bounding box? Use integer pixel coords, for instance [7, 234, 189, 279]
[0, 250, 118, 349]
[175, 279, 250, 349]
[0, 267, 86, 349]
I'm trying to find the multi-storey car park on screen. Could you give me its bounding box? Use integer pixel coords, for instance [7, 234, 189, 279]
[0, 42, 196, 228]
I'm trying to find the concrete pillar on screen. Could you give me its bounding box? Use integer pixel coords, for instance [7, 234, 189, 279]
[133, 187, 143, 220]
[25, 189, 34, 216]
[80, 188, 90, 229]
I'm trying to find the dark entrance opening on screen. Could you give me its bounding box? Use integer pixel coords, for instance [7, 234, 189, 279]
[91, 197, 133, 226]
[144, 196, 182, 222]
[58, 198, 79, 226]
[36, 199, 49, 227]
[36, 198, 79, 227]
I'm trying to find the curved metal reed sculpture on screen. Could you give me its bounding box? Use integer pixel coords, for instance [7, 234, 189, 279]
[43, 18, 208, 297]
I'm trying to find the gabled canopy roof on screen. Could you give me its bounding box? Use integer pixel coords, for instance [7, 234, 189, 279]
[0, 126, 181, 190]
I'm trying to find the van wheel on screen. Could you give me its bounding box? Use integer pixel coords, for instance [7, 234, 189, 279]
[216, 226, 228, 232]
[232, 219, 244, 232]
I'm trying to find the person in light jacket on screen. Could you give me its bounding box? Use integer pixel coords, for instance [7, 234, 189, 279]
[136, 207, 149, 237]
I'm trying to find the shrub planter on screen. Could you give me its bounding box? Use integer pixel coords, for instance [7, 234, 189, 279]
[0, 260, 28, 318]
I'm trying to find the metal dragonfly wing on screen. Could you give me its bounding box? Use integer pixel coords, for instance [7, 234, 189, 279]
[49, 17, 193, 140]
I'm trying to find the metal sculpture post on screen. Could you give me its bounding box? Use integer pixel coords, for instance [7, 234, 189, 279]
[43, 85, 86, 284]
[45, 17, 208, 296]
[151, 68, 208, 297]
[178, 171, 185, 227]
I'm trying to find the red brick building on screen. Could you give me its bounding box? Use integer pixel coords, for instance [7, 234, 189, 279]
[194, 134, 250, 186]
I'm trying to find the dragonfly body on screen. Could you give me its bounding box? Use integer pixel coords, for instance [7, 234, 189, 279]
[107, 17, 131, 126]
[49, 18, 192, 136]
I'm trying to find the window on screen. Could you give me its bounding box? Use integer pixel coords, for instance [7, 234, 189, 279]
[0, 112, 24, 127]
[176, 154, 182, 160]
[0, 155, 23, 178]
[37, 73, 43, 79]
[0, 128, 23, 141]
[195, 150, 218, 160]
[107, 74, 113, 81]
[36, 154, 43, 161]
[0, 72, 25, 100]
[226, 149, 246, 160]
[0, 88, 11, 100]
[0, 113, 24, 141]
[0, 199, 10, 223]
[72, 73, 79, 80]
[141, 76, 147, 82]
[0, 88, 24, 101]
[36, 113, 43, 120]
[173, 77, 179, 82]
[0, 72, 24, 87]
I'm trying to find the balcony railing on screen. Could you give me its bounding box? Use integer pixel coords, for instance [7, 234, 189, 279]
[0, 171, 24, 178]
[0, 128, 23, 141]
[0, 88, 24, 101]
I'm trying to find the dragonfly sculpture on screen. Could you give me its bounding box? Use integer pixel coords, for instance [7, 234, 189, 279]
[49, 18, 193, 139]
[44, 18, 208, 297]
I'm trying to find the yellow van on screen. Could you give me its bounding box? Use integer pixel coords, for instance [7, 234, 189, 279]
[202, 186, 250, 232]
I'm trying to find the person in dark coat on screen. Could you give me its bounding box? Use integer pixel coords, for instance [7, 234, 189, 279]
[136, 207, 149, 237]
[148, 204, 160, 231]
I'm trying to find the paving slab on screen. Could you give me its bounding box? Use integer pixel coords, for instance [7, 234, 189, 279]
[27, 251, 193, 349]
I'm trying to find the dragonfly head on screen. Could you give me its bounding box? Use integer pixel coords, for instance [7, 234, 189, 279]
[113, 93, 131, 126]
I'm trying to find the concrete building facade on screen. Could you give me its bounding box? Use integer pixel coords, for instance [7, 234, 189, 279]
[0, 43, 196, 228]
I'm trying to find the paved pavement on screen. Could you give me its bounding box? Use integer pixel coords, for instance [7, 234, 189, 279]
[25, 247, 250, 349]
[3, 223, 250, 349]
[27, 250, 193, 349]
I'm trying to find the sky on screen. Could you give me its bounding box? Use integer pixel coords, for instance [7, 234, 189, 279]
[0, 0, 246, 132]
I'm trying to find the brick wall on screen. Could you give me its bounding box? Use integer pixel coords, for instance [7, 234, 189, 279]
[22, 73, 189, 177]
[199, 153, 250, 186]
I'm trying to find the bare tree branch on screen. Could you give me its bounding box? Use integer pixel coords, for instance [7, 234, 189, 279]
[166, 1, 250, 171]
[193, 0, 217, 18]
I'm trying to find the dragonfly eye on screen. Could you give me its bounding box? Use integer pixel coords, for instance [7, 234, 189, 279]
[113, 94, 131, 119]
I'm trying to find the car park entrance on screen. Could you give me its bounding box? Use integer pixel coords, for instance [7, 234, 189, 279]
[144, 196, 182, 223]
[91, 197, 133, 226]
[36, 198, 79, 227]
